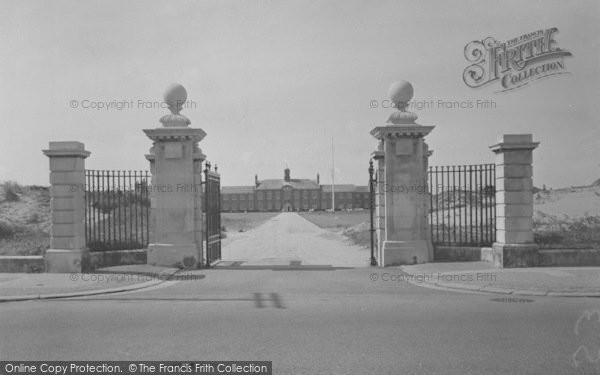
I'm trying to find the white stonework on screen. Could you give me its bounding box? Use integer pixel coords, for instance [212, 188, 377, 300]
[490, 134, 540, 267]
[144, 84, 206, 268]
[371, 81, 434, 266]
[42, 141, 91, 273]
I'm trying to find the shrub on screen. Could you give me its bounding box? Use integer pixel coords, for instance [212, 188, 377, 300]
[27, 213, 40, 224]
[534, 215, 600, 249]
[2, 181, 22, 202]
[182, 256, 197, 268]
[482, 185, 496, 197]
[90, 191, 151, 214]
[534, 231, 564, 246]
[0, 220, 27, 239]
[0, 221, 14, 239]
[0, 227, 49, 255]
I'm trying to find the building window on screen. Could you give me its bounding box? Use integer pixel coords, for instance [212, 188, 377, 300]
[267, 191, 273, 200]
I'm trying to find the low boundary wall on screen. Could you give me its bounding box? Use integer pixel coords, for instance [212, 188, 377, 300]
[437, 246, 600, 267]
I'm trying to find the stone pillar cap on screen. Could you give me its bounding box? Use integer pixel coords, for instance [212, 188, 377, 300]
[143, 127, 207, 142]
[497, 134, 533, 143]
[371, 125, 434, 140]
[42, 141, 90, 158]
[490, 134, 539, 153]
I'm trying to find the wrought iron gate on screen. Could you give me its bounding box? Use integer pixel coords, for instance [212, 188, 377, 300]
[428, 164, 496, 247]
[204, 162, 221, 266]
[368, 160, 377, 266]
[84, 170, 150, 251]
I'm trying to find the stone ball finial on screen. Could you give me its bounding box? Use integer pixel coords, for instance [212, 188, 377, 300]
[386, 80, 418, 125]
[388, 80, 414, 111]
[159, 83, 191, 127]
[164, 83, 187, 115]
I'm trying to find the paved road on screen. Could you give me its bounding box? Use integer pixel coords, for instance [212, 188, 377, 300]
[1, 268, 598, 374]
[221, 212, 370, 267]
[1, 214, 598, 374]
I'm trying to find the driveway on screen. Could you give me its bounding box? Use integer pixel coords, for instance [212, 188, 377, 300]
[221, 212, 370, 267]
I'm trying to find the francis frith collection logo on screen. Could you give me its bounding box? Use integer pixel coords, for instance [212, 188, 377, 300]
[463, 27, 572, 92]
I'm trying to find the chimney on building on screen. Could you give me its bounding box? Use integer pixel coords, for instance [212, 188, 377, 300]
[284, 168, 290, 182]
[317, 173, 320, 184]
[255, 174, 259, 187]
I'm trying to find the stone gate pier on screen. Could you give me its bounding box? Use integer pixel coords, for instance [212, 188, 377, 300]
[143, 83, 206, 267]
[371, 81, 434, 266]
[489, 134, 539, 267]
[42, 141, 91, 272]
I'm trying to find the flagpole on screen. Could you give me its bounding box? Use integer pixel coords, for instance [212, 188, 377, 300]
[331, 137, 335, 213]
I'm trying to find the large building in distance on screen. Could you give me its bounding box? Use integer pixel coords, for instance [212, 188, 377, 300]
[221, 168, 370, 212]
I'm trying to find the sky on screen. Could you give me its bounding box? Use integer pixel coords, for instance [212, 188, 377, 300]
[1, 0, 598, 188]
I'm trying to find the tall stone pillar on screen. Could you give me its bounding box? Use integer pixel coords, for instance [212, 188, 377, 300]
[144, 83, 206, 268]
[42, 141, 91, 272]
[490, 134, 539, 267]
[370, 81, 434, 266]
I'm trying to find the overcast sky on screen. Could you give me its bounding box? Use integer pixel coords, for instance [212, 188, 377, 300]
[1, 0, 598, 188]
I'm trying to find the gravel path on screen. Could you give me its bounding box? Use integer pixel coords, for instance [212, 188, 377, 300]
[221, 212, 370, 267]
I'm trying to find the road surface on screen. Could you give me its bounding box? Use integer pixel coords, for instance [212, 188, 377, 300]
[1, 213, 598, 374]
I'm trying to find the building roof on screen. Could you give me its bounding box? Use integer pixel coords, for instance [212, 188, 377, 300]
[222, 184, 369, 194]
[221, 186, 255, 194]
[320, 185, 369, 193]
[321, 184, 356, 193]
[256, 179, 320, 190]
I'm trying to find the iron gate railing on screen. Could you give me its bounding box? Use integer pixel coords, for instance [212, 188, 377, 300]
[84, 170, 150, 251]
[428, 164, 496, 247]
[368, 160, 377, 266]
[204, 162, 221, 266]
